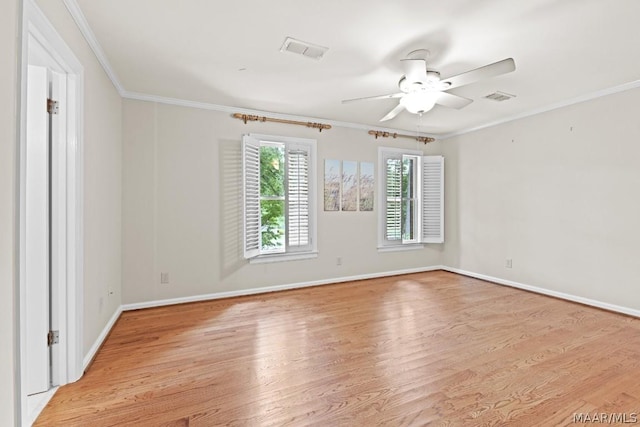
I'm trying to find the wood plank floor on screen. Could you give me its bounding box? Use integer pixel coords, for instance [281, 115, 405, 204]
[36, 271, 640, 426]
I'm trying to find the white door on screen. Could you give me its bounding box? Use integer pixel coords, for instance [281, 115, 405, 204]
[21, 7, 85, 423]
[25, 64, 52, 395]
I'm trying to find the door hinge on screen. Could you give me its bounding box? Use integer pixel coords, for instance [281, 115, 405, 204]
[47, 98, 59, 115]
[47, 330, 59, 346]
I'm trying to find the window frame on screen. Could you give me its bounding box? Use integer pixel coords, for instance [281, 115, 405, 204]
[377, 147, 444, 252]
[243, 133, 318, 263]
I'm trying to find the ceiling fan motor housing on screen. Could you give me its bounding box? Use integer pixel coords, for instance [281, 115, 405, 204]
[399, 71, 448, 93]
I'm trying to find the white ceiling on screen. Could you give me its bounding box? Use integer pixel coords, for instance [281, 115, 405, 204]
[75, 0, 640, 136]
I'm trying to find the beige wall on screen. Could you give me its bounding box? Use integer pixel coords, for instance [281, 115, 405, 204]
[122, 100, 444, 304]
[1, 0, 21, 424]
[122, 90, 640, 311]
[442, 87, 640, 310]
[6, 1, 639, 423]
[34, 0, 123, 356]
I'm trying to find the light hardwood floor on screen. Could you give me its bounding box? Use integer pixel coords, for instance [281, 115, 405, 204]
[35, 271, 640, 426]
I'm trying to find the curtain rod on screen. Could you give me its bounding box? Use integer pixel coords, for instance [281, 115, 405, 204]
[368, 130, 435, 144]
[232, 113, 331, 132]
[231, 112, 435, 143]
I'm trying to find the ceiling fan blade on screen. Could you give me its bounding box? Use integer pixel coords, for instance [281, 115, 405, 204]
[435, 91, 473, 109]
[442, 58, 515, 90]
[341, 92, 404, 104]
[380, 103, 405, 122]
[401, 59, 428, 83]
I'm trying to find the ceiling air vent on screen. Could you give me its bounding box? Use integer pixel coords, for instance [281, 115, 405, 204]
[280, 37, 328, 60]
[484, 91, 516, 102]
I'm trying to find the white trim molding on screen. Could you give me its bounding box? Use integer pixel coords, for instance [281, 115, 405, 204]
[26, 387, 58, 427]
[441, 266, 640, 318]
[249, 251, 319, 264]
[20, 1, 85, 424]
[439, 79, 640, 140]
[122, 266, 442, 311]
[61, 0, 640, 141]
[122, 91, 432, 137]
[84, 265, 638, 392]
[377, 244, 425, 253]
[85, 268, 441, 371]
[58, 1, 432, 138]
[54, 1, 437, 139]
[83, 306, 122, 371]
[62, 0, 125, 95]
[60, 0, 640, 141]
[121, 266, 640, 323]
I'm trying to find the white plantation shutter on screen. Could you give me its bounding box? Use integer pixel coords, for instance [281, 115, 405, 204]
[242, 135, 261, 258]
[384, 154, 402, 241]
[421, 155, 444, 243]
[242, 133, 317, 260]
[286, 144, 311, 250]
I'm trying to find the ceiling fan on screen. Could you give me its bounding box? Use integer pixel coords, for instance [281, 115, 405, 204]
[342, 53, 516, 122]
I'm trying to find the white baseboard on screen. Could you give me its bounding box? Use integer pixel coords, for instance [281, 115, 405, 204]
[84, 267, 441, 375]
[83, 305, 123, 371]
[26, 387, 58, 427]
[86, 265, 639, 376]
[121, 266, 443, 311]
[441, 266, 640, 318]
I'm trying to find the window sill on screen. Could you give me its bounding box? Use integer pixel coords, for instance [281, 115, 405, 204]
[249, 251, 319, 264]
[377, 244, 425, 253]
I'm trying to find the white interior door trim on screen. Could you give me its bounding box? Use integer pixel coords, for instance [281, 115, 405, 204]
[19, 0, 84, 423]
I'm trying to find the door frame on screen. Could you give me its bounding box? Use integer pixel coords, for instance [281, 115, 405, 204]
[19, 0, 84, 421]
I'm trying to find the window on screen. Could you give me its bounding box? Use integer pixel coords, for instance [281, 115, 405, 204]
[378, 147, 444, 250]
[243, 134, 317, 262]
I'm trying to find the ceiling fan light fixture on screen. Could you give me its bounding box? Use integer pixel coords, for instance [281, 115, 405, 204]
[400, 91, 437, 114]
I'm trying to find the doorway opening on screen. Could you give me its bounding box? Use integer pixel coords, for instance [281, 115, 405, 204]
[19, 0, 84, 424]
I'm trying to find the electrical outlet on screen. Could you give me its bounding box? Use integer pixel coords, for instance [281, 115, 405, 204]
[336, 257, 342, 266]
[161, 272, 170, 284]
[505, 259, 513, 269]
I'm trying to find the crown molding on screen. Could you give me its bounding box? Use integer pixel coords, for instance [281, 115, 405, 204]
[62, 0, 640, 141]
[63, 0, 125, 95]
[439, 78, 640, 140]
[121, 90, 433, 137]
[59, 0, 436, 138]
